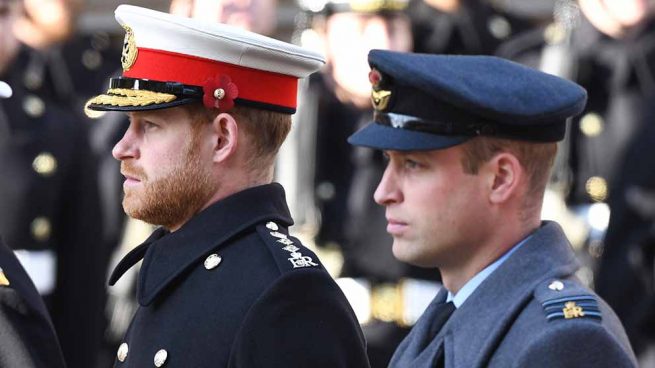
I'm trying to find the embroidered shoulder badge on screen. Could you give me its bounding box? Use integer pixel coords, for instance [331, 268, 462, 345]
[265, 222, 318, 269]
[534, 280, 602, 322]
[536, 279, 603, 322]
[542, 296, 602, 321]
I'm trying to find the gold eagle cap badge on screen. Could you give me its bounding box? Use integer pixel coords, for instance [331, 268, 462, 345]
[369, 69, 392, 111]
[121, 25, 138, 71]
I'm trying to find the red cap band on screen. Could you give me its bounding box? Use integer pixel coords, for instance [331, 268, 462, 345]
[123, 48, 298, 109]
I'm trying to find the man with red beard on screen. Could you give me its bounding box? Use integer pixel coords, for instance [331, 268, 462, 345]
[85, 5, 369, 368]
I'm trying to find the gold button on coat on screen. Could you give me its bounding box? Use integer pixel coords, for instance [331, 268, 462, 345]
[117, 343, 128, 362]
[580, 113, 604, 137]
[154, 349, 168, 367]
[585, 176, 608, 202]
[204, 254, 222, 270]
[32, 152, 57, 176]
[23, 95, 45, 118]
[31, 217, 51, 241]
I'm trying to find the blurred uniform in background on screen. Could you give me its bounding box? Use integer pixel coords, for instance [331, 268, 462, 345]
[294, 0, 438, 366]
[600, 101, 655, 365]
[0, 236, 66, 368]
[293, 0, 548, 366]
[585, 0, 655, 362]
[170, 0, 278, 36]
[0, 81, 65, 368]
[407, 0, 537, 55]
[0, 0, 109, 367]
[497, 0, 655, 363]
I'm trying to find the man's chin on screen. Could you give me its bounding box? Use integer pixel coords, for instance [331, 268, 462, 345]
[392, 240, 435, 268]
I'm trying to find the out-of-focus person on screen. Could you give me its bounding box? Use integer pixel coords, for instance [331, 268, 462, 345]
[0, 1, 106, 367]
[0, 235, 66, 368]
[0, 80, 66, 368]
[13, 0, 121, 109]
[87, 5, 369, 367]
[599, 99, 655, 366]
[584, 0, 655, 362]
[294, 0, 443, 366]
[497, 0, 655, 363]
[169, 0, 278, 36]
[407, 0, 538, 55]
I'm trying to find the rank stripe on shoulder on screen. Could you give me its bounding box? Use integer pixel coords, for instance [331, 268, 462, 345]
[542, 295, 597, 307]
[546, 311, 602, 322]
[543, 301, 599, 313]
[541, 296, 602, 322]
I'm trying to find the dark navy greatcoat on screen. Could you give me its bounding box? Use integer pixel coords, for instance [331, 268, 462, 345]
[0, 238, 66, 368]
[109, 183, 369, 368]
[389, 222, 638, 368]
[0, 45, 106, 368]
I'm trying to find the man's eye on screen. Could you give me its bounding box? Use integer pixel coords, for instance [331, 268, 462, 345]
[143, 121, 158, 130]
[404, 159, 419, 169]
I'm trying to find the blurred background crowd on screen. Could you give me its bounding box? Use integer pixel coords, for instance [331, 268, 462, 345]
[0, 0, 654, 367]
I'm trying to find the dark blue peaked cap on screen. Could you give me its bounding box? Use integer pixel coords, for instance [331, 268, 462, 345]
[348, 50, 588, 151]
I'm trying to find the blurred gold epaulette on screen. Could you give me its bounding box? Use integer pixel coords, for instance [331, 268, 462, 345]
[350, 0, 408, 12]
[0, 268, 10, 286]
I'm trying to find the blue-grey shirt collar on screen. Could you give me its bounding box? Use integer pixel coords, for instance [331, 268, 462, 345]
[447, 234, 532, 308]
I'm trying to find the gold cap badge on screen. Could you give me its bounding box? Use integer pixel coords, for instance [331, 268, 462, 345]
[121, 25, 138, 71]
[369, 69, 391, 111]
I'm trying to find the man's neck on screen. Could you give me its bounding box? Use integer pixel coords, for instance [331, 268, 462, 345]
[441, 221, 540, 294]
[167, 175, 272, 232]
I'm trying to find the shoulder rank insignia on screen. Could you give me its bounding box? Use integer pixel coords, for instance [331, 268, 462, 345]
[0, 268, 10, 286]
[536, 279, 602, 322]
[542, 296, 602, 321]
[263, 222, 318, 269]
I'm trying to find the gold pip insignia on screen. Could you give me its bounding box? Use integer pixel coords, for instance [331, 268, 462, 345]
[121, 25, 138, 71]
[563, 301, 585, 319]
[371, 89, 392, 111]
[0, 269, 9, 286]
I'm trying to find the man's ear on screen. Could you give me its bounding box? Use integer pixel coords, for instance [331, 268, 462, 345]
[210, 112, 239, 163]
[487, 152, 523, 205]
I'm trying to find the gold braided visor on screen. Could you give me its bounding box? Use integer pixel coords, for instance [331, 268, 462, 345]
[87, 88, 177, 108]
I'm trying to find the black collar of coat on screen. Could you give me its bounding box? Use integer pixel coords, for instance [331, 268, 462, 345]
[108, 183, 293, 306]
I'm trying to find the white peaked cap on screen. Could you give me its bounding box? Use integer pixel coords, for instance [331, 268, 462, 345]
[87, 5, 326, 114]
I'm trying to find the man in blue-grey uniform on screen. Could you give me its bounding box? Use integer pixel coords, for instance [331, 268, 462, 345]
[85, 5, 369, 368]
[348, 50, 638, 367]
